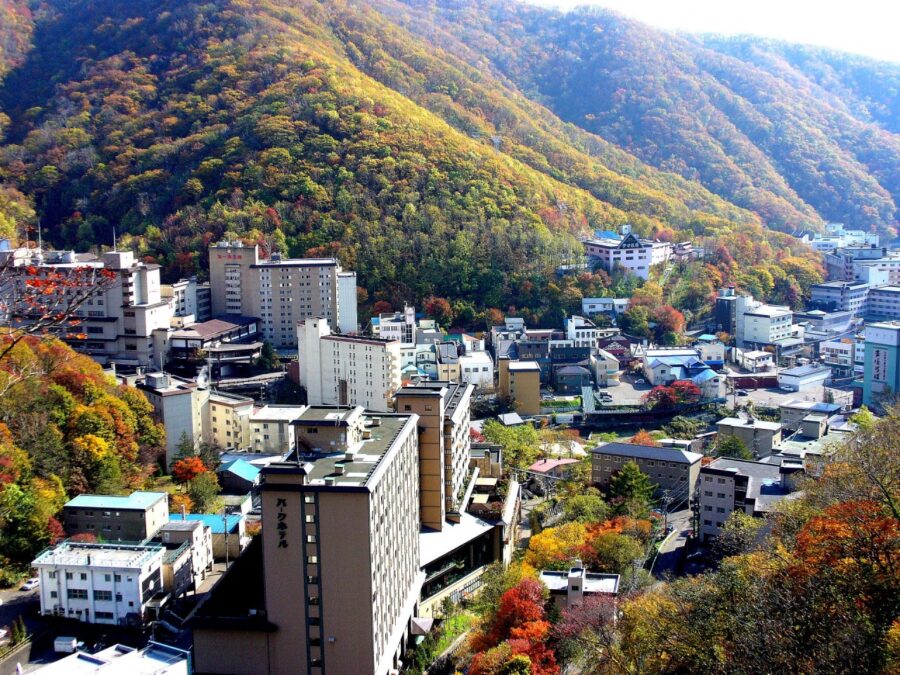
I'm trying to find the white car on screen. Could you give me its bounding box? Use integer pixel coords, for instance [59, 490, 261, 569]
[21, 577, 40, 591]
[0, 628, 8, 641]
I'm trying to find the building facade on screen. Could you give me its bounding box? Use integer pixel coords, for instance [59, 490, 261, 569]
[716, 418, 782, 458]
[33, 542, 166, 625]
[208, 391, 254, 450]
[192, 410, 422, 675]
[809, 280, 870, 316]
[498, 359, 541, 415]
[298, 317, 402, 412]
[208, 242, 355, 348]
[591, 442, 702, 502]
[582, 232, 672, 280]
[866, 286, 900, 320]
[137, 373, 209, 468]
[63, 492, 169, 542]
[863, 321, 900, 407]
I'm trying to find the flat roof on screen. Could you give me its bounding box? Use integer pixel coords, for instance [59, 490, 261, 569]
[781, 364, 831, 377]
[33, 642, 189, 674]
[718, 417, 782, 431]
[276, 414, 417, 489]
[420, 511, 495, 566]
[870, 285, 900, 293]
[33, 542, 163, 569]
[251, 404, 306, 422]
[158, 519, 202, 532]
[540, 569, 620, 594]
[292, 405, 365, 425]
[745, 304, 792, 317]
[170, 315, 257, 340]
[508, 360, 541, 372]
[181, 513, 243, 535]
[65, 491, 167, 511]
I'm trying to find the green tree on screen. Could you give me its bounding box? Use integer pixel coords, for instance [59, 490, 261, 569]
[607, 461, 655, 513]
[481, 419, 540, 468]
[716, 435, 753, 460]
[257, 341, 280, 370]
[563, 494, 610, 524]
[714, 511, 766, 558]
[186, 472, 222, 513]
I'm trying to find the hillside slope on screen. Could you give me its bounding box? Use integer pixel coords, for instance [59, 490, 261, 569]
[0, 0, 805, 320]
[383, 0, 899, 233]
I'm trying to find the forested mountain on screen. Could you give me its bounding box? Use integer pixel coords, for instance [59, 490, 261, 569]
[0, 0, 892, 321]
[702, 37, 900, 135]
[381, 0, 900, 232]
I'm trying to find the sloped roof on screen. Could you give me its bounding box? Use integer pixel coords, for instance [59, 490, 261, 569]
[592, 442, 703, 465]
[217, 459, 260, 482]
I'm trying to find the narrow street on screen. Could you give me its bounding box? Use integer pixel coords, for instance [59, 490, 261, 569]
[650, 508, 693, 579]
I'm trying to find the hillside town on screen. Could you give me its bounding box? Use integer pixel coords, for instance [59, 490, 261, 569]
[0, 218, 897, 674]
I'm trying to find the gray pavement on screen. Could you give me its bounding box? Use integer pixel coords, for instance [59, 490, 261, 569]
[650, 508, 693, 579]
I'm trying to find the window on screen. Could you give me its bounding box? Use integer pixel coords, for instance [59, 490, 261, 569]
[116, 593, 122, 602]
[717, 493, 726, 499]
[704, 491, 713, 497]
[48, 571, 56, 579]
[95, 611, 114, 620]
[304, 496, 315, 504]
[104, 574, 111, 582]
[65, 572, 73, 580]
[704, 519, 713, 526]
[67, 588, 88, 600]
[94, 590, 113, 601]
[307, 555, 318, 564]
[307, 575, 318, 584]
[50, 591, 57, 598]
[114, 574, 121, 582]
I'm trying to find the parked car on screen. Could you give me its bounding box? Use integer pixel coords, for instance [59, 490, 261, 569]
[779, 386, 794, 393]
[635, 378, 646, 385]
[736, 389, 749, 396]
[0, 628, 8, 641]
[21, 577, 39, 591]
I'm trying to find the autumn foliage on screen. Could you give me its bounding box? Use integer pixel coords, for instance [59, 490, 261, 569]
[171, 456, 208, 485]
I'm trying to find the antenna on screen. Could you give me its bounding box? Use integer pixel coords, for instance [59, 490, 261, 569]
[112, 226, 117, 252]
[37, 224, 42, 252]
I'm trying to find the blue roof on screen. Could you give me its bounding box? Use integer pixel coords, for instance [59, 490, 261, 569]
[183, 513, 242, 534]
[692, 369, 718, 383]
[218, 459, 260, 482]
[66, 491, 166, 511]
[697, 334, 718, 342]
[371, 317, 380, 326]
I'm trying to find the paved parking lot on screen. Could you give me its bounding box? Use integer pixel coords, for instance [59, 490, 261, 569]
[733, 384, 827, 409]
[600, 374, 652, 406]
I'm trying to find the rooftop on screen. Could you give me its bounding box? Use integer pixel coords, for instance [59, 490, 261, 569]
[218, 459, 261, 483]
[779, 399, 842, 414]
[780, 364, 831, 377]
[158, 519, 203, 533]
[592, 442, 703, 465]
[420, 511, 495, 566]
[540, 569, 620, 595]
[281, 413, 417, 489]
[170, 315, 257, 341]
[292, 405, 365, 425]
[508, 360, 541, 372]
[34, 642, 190, 675]
[528, 458, 580, 473]
[717, 417, 782, 431]
[497, 412, 525, 426]
[870, 285, 900, 294]
[65, 491, 167, 511]
[251, 404, 305, 423]
[702, 457, 791, 507]
[745, 304, 792, 317]
[33, 541, 164, 569]
[181, 513, 243, 535]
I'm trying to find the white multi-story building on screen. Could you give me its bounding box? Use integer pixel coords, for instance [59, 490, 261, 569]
[297, 317, 402, 412]
[208, 242, 356, 349]
[33, 542, 166, 625]
[566, 315, 598, 349]
[698, 458, 802, 542]
[582, 232, 673, 279]
[161, 277, 212, 323]
[0, 247, 172, 369]
[156, 519, 214, 591]
[458, 350, 494, 388]
[337, 271, 358, 334]
[250, 404, 300, 454]
[866, 286, 900, 320]
[137, 372, 210, 468]
[741, 304, 794, 347]
[809, 280, 870, 317]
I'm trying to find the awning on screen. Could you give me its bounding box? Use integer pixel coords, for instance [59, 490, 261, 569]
[411, 617, 434, 635]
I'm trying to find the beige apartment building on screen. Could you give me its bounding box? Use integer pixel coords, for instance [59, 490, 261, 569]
[250, 404, 300, 454]
[498, 359, 541, 415]
[137, 372, 210, 467]
[192, 407, 423, 675]
[208, 390, 253, 450]
[298, 317, 402, 412]
[208, 242, 356, 349]
[716, 417, 783, 458]
[395, 382, 474, 530]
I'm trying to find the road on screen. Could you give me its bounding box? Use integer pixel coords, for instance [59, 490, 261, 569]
[0, 585, 40, 636]
[650, 508, 693, 579]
